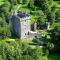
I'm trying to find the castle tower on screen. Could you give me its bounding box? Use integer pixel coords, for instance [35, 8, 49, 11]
[9, 11, 31, 39]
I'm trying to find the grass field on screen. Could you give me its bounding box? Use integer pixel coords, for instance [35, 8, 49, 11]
[42, 54, 60, 60]
[48, 54, 60, 60]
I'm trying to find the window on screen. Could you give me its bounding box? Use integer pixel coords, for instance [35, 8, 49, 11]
[25, 20, 26, 22]
[25, 33, 26, 35]
[28, 32, 29, 35]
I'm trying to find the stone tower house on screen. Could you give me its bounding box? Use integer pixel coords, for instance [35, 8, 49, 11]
[9, 11, 30, 39]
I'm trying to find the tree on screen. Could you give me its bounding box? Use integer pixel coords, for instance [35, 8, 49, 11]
[8, 0, 17, 5]
[0, 1, 11, 22]
[0, 41, 44, 60]
[48, 0, 53, 5]
[55, 10, 60, 22]
[22, 0, 27, 4]
[47, 12, 55, 24]
[0, 55, 3, 60]
[50, 26, 60, 52]
[34, 0, 55, 24]
[28, 0, 34, 8]
[17, 0, 23, 4]
[0, 16, 11, 39]
[51, 26, 60, 43]
[34, 0, 51, 14]
[21, 55, 34, 60]
[36, 10, 47, 29]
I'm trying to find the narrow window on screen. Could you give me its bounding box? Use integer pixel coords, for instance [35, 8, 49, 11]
[25, 33, 26, 35]
[25, 20, 26, 22]
[28, 32, 29, 35]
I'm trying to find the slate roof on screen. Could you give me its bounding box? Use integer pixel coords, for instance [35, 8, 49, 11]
[17, 11, 29, 18]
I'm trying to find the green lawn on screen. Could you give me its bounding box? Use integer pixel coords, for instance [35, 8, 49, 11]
[42, 54, 60, 60]
[48, 54, 60, 60]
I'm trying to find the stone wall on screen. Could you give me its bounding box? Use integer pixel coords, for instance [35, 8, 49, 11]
[20, 17, 30, 39]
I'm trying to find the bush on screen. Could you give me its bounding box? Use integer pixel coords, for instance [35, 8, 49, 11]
[0, 41, 44, 60]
